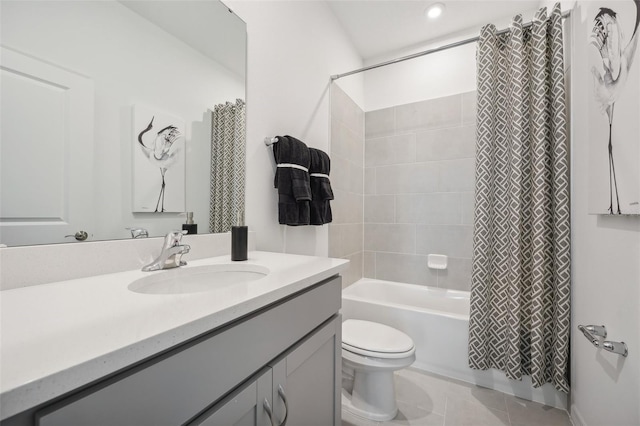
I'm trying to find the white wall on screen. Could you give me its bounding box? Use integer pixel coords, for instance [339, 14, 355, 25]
[570, 2, 640, 425]
[227, 0, 363, 255]
[359, 11, 540, 112]
[362, 33, 477, 112]
[1, 1, 244, 241]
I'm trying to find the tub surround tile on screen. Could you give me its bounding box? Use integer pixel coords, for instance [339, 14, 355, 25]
[415, 126, 476, 162]
[328, 225, 343, 258]
[365, 107, 396, 139]
[329, 85, 364, 286]
[438, 158, 476, 192]
[332, 189, 363, 225]
[363, 251, 376, 278]
[342, 224, 364, 257]
[365, 134, 416, 167]
[364, 167, 376, 195]
[396, 193, 462, 225]
[376, 163, 439, 194]
[461, 192, 475, 225]
[331, 84, 364, 140]
[462, 91, 478, 125]
[375, 253, 437, 286]
[328, 224, 362, 258]
[340, 159, 364, 194]
[352, 161, 365, 194]
[416, 225, 473, 259]
[437, 258, 473, 291]
[331, 155, 351, 192]
[334, 91, 479, 292]
[341, 252, 363, 288]
[364, 195, 396, 223]
[364, 224, 416, 254]
[330, 188, 348, 225]
[395, 94, 462, 133]
[332, 119, 364, 167]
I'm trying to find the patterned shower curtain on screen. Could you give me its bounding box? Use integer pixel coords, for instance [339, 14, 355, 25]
[210, 99, 246, 233]
[468, 4, 571, 392]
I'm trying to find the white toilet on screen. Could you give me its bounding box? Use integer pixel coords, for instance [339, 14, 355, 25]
[341, 319, 416, 421]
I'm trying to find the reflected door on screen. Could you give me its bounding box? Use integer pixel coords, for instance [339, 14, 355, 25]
[0, 47, 94, 246]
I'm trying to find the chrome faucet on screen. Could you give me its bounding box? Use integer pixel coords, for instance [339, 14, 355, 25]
[142, 230, 191, 272]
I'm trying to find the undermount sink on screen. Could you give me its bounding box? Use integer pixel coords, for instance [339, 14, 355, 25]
[128, 264, 270, 295]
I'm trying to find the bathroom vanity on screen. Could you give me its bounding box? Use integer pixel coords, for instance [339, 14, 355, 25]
[0, 251, 348, 426]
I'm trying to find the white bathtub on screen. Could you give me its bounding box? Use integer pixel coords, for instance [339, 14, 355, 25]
[342, 278, 568, 409]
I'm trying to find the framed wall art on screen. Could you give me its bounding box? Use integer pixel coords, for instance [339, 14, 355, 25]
[587, 0, 640, 215]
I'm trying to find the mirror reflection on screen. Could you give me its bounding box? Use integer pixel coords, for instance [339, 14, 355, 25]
[0, 0, 247, 247]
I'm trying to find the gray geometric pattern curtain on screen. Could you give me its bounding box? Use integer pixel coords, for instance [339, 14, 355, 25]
[210, 99, 246, 233]
[468, 4, 571, 393]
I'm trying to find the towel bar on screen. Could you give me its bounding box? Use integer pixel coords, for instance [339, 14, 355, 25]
[264, 137, 278, 146]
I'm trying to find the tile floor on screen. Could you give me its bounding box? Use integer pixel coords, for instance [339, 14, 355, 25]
[342, 368, 572, 426]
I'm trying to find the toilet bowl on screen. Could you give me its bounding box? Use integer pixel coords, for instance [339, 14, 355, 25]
[341, 319, 416, 421]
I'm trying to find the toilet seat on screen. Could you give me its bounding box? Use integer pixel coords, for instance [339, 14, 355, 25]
[342, 319, 415, 359]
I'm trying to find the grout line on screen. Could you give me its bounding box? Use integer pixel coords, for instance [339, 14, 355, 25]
[443, 396, 448, 426]
[368, 156, 476, 169]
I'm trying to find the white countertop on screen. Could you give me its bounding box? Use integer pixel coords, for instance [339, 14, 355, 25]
[0, 251, 348, 420]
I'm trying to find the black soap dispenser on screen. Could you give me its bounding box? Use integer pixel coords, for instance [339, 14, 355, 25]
[182, 212, 198, 235]
[231, 212, 248, 261]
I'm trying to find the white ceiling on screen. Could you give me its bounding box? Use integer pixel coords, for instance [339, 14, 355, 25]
[327, 0, 542, 60]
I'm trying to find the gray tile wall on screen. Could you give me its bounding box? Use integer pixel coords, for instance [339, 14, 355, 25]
[363, 92, 477, 291]
[329, 84, 364, 288]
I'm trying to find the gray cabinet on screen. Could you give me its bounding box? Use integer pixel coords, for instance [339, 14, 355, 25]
[190, 316, 341, 426]
[269, 317, 342, 426]
[192, 369, 273, 426]
[31, 276, 341, 426]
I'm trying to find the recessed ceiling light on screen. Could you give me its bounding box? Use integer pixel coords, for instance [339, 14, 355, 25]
[426, 2, 445, 19]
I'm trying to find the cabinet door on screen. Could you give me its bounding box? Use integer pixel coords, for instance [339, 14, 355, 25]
[270, 316, 341, 426]
[190, 368, 272, 426]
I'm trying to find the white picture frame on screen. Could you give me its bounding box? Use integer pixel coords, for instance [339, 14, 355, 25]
[587, 0, 640, 215]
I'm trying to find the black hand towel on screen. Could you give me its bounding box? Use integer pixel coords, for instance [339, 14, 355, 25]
[308, 148, 333, 225]
[273, 135, 311, 226]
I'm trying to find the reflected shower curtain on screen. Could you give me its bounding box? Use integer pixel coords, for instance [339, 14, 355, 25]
[468, 4, 571, 392]
[210, 99, 246, 233]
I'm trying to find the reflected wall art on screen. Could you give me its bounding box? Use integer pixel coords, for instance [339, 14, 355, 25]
[132, 105, 186, 213]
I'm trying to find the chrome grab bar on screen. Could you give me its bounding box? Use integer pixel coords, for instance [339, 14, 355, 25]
[585, 325, 607, 338]
[603, 341, 629, 357]
[578, 324, 628, 357]
[578, 325, 601, 347]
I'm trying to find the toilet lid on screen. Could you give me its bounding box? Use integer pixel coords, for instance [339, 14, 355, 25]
[342, 319, 414, 355]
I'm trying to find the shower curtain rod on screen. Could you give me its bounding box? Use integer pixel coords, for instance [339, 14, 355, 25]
[330, 10, 571, 81]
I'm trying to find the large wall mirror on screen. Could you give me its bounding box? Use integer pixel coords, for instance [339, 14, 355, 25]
[0, 0, 246, 247]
